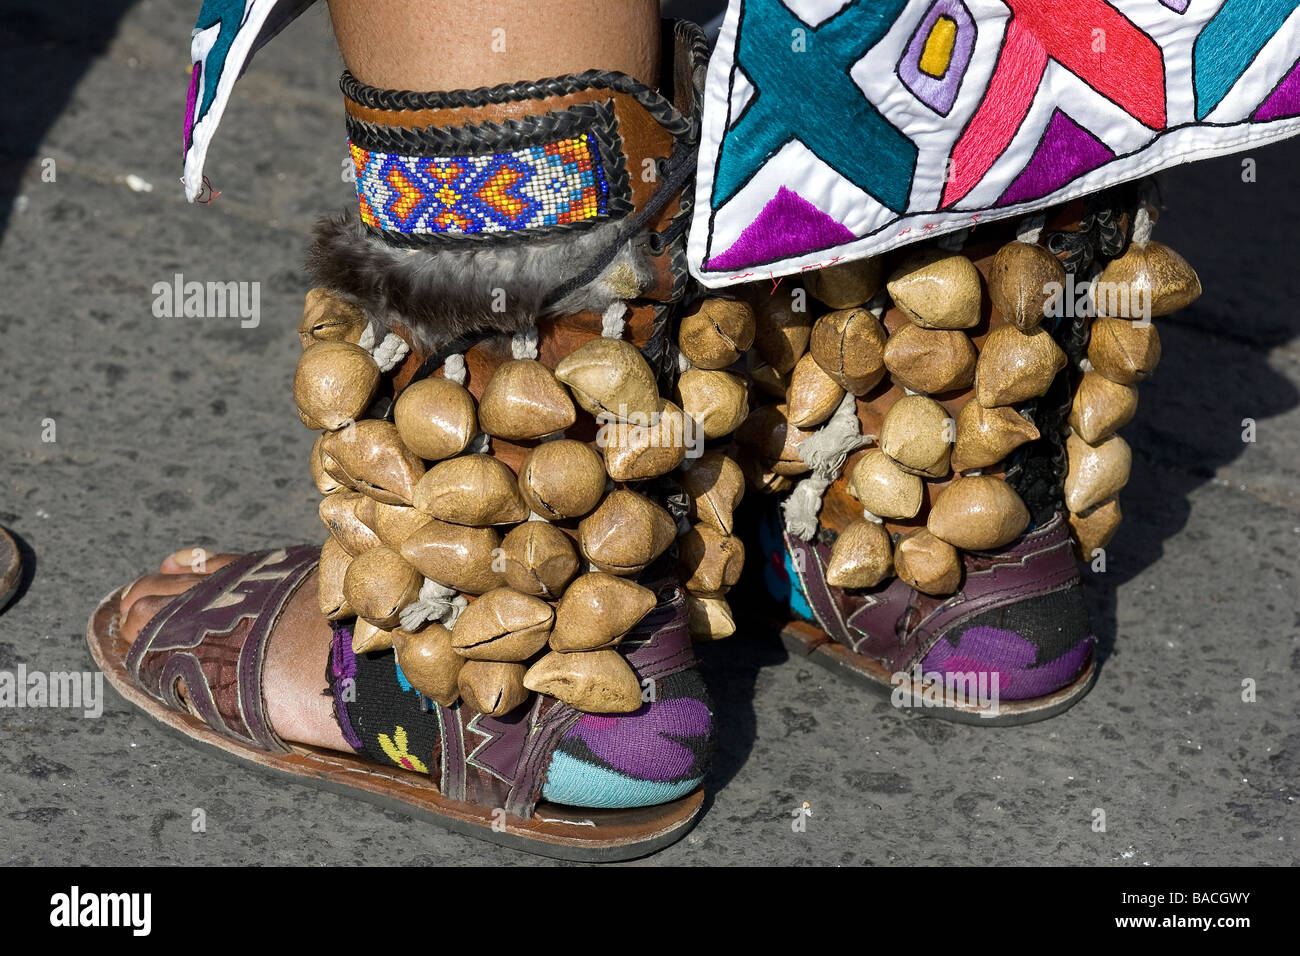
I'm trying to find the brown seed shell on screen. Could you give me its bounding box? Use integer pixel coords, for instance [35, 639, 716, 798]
[393, 377, 478, 461]
[399, 519, 503, 595]
[676, 369, 749, 439]
[499, 521, 580, 598]
[1064, 431, 1131, 514]
[1068, 370, 1138, 445]
[550, 573, 657, 651]
[412, 454, 529, 526]
[680, 450, 746, 534]
[882, 324, 977, 394]
[950, 400, 1040, 473]
[602, 398, 689, 481]
[1087, 318, 1161, 384]
[678, 298, 756, 369]
[927, 475, 1030, 551]
[477, 359, 576, 440]
[685, 591, 737, 640]
[523, 649, 643, 713]
[317, 535, 354, 620]
[894, 529, 962, 596]
[886, 249, 982, 330]
[785, 353, 847, 428]
[293, 340, 381, 432]
[458, 660, 529, 717]
[451, 587, 554, 662]
[391, 624, 462, 706]
[678, 523, 745, 593]
[751, 285, 813, 374]
[342, 545, 422, 629]
[321, 421, 425, 505]
[848, 449, 925, 519]
[298, 288, 368, 348]
[577, 489, 676, 575]
[1093, 241, 1201, 318]
[1067, 496, 1123, 558]
[802, 257, 884, 309]
[351, 618, 395, 655]
[518, 439, 606, 520]
[975, 324, 1068, 406]
[987, 241, 1065, 332]
[554, 339, 659, 423]
[826, 519, 893, 589]
[879, 394, 952, 478]
[808, 307, 888, 394]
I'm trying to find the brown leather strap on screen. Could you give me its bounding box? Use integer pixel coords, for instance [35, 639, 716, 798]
[125, 546, 319, 753]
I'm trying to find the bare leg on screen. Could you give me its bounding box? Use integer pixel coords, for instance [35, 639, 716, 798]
[326, 0, 661, 91]
[125, 0, 664, 752]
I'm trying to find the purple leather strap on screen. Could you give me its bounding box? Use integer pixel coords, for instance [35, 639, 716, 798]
[125, 546, 319, 753]
[787, 516, 1081, 673]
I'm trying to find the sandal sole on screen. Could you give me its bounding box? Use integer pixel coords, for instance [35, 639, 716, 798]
[87, 586, 703, 862]
[779, 619, 1098, 727]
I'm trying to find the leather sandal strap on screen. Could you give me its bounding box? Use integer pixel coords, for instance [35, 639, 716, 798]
[124, 545, 319, 753]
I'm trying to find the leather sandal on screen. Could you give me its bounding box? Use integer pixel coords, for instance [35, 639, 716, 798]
[740, 183, 1199, 724]
[87, 546, 704, 861]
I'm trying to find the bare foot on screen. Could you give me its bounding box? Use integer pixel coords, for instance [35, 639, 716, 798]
[118, 549, 355, 752]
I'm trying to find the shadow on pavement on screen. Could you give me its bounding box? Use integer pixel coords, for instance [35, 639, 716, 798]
[0, 0, 141, 241]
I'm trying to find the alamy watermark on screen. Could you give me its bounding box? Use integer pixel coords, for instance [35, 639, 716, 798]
[890, 666, 1000, 718]
[152, 273, 260, 328]
[1044, 274, 1151, 323]
[0, 665, 103, 718]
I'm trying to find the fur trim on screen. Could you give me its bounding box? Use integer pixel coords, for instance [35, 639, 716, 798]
[307, 211, 654, 353]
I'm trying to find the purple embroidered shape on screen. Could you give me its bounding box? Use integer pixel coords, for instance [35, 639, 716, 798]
[563, 697, 711, 781]
[1159, 0, 1191, 12]
[898, 0, 977, 116]
[707, 186, 854, 271]
[1254, 57, 1300, 121]
[921, 625, 1092, 700]
[997, 110, 1115, 206]
[330, 624, 364, 750]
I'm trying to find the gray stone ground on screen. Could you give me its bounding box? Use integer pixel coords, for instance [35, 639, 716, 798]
[0, 0, 1296, 867]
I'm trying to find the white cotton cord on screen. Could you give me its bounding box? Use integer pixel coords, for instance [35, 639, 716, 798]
[528, 511, 548, 522]
[399, 578, 467, 632]
[1016, 213, 1047, 245]
[601, 300, 628, 338]
[467, 431, 491, 454]
[356, 321, 377, 351]
[781, 392, 874, 540]
[1132, 206, 1153, 244]
[443, 352, 467, 385]
[903, 386, 920, 396]
[862, 508, 883, 524]
[511, 326, 539, 359]
[371, 332, 410, 373]
[1079, 356, 1095, 372]
[937, 227, 970, 252]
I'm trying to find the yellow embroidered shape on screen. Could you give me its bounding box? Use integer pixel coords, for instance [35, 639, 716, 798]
[920, 15, 958, 78]
[377, 726, 428, 774]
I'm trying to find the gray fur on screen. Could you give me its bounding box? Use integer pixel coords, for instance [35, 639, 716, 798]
[307, 212, 654, 352]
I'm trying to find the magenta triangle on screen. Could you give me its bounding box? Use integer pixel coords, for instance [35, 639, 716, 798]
[1254, 57, 1300, 121]
[997, 110, 1116, 207]
[706, 186, 854, 271]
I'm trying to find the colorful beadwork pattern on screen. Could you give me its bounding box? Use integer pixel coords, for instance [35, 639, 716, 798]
[351, 134, 610, 237]
[689, 0, 1300, 287]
